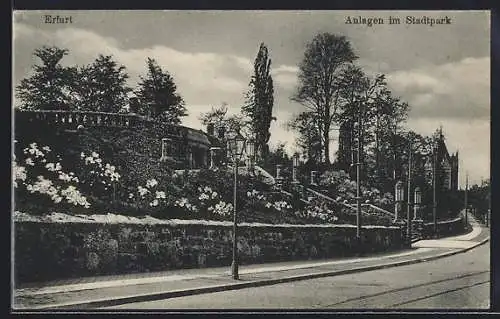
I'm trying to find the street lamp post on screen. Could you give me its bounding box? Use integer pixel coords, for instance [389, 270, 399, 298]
[227, 131, 246, 280]
[395, 180, 404, 221]
[407, 143, 412, 245]
[292, 153, 299, 184]
[487, 191, 490, 227]
[350, 116, 362, 247]
[432, 143, 438, 238]
[465, 172, 469, 227]
[414, 187, 421, 220]
[355, 120, 362, 242]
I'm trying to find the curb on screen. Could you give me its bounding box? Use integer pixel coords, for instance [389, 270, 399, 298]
[20, 236, 489, 310]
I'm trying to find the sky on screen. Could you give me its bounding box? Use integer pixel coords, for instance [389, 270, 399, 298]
[12, 10, 490, 187]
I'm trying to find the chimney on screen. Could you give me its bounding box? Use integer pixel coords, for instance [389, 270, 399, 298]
[207, 123, 214, 136]
[217, 126, 225, 139]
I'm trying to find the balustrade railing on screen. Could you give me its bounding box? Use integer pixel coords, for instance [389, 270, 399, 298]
[15, 110, 195, 140]
[16, 110, 142, 128]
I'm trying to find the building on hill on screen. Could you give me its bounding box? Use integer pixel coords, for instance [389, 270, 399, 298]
[420, 127, 460, 219]
[433, 127, 459, 193]
[14, 109, 228, 170]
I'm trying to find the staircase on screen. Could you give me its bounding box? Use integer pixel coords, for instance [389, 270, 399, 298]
[411, 220, 424, 242]
[233, 165, 418, 231]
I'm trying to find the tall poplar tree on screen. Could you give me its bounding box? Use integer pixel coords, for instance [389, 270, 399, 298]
[243, 43, 274, 163]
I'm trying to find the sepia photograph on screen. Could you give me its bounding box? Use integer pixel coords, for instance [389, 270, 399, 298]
[11, 10, 491, 311]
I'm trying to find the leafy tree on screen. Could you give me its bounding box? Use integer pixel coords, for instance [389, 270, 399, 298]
[287, 111, 322, 165]
[243, 43, 275, 163]
[71, 55, 131, 112]
[16, 46, 74, 110]
[266, 142, 291, 179]
[334, 65, 388, 180]
[199, 103, 230, 128]
[291, 33, 358, 165]
[468, 179, 490, 220]
[135, 57, 187, 124]
[330, 64, 411, 192]
[199, 103, 249, 138]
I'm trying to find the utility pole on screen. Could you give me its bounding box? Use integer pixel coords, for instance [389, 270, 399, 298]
[487, 190, 490, 227]
[433, 143, 438, 238]
[407, 141, 412, 244]
[231, 161, 239, 279]
[465, 172, 468, 226]
[355, 101, 362, 251]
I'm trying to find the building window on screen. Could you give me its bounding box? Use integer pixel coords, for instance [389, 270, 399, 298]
[161, 138, 173, 160]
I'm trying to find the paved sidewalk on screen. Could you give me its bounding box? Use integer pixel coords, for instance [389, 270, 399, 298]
[13, 216, 489, 310]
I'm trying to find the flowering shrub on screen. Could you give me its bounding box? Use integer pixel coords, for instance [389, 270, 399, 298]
[128, 178, 171, 209]
[245, 189, 293, 213]
[297, 198, 339, 223]
[170, 185, 234, 219]
[210, 201, 233, 217]
[13, 160, 27, 189]
[78, 151, 121, 199]
[15, 141, 382, 225]
[319, 170, 394, 212]
[196, 186, 234, 217]
[14, 143, 91, 212]
[173, 197, 199, 214]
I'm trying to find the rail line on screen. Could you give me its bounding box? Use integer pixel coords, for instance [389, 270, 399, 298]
[324, 270, 489, 307]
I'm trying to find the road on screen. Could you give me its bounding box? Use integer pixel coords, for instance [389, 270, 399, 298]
[106, 241, 490, 310]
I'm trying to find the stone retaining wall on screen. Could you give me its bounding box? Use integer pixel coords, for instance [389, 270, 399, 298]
[421, 216, 466, 238]
[14, 221, 404, 285]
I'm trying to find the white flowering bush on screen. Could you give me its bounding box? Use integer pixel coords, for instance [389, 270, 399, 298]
[194, 186, 236, 218]
[14, 142, 91, 213]
[296, 201, 339, 223]
[245, 189, 293, 213]
[78, 151, 121, 199]
[173, 197, 199, 214]
[129, 178, 172, 209]
[13, 160, 27, 189]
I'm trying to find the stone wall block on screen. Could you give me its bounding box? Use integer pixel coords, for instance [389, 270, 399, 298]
[85, 252, 100, 271]
[14, 222, 406, 284]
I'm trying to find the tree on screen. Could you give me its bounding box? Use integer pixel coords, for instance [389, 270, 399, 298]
[199, 103, 249, 138]
[135, 58, 187, 124]
[199, 103, 231, 129]
[16, 46, 74, 110]
[71, 55, 131, 113]
[469, 179, 490, 220]
[243, 43, 275, 163]
[334, 65, 388, 181]
[266, 142, 291, 179]
[287, 111, 322, 165]
[291, 33, 358, 165]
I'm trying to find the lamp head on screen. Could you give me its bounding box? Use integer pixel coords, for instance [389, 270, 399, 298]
[227, 130, 246, 160]
[293, 152, 300, 167]
[414, 187, 421, 204]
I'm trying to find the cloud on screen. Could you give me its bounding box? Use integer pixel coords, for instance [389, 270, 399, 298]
[387, 57, 490, 120]
[272, 64, 299, 90]
[13, 23, 251, 107]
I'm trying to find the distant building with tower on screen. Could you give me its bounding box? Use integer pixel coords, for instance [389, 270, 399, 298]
[434, 127, 459, 193]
